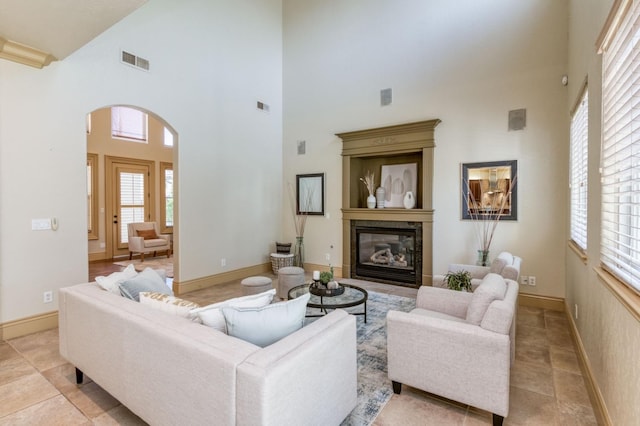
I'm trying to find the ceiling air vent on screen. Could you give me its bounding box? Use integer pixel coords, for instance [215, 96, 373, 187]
[121, 50, 150, 71]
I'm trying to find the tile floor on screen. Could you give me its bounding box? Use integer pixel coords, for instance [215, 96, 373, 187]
[0, 265, 598, 425]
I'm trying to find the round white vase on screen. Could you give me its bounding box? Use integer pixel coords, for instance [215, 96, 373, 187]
[403, 191, 416, 209]
[367, 194, 376, 209]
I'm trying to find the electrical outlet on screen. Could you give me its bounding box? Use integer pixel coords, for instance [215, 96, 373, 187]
[43, 291, 53, 303]
[529, 276, 536, 286]
[325, 253, 331, 261]
[521, 276, 529, 285]
[221, 258, 227, 267]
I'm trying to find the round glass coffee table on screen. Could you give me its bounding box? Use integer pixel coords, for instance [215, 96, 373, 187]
[288, 282, 368, 323]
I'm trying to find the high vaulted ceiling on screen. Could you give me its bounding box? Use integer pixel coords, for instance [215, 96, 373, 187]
[0, 0, 147, 68]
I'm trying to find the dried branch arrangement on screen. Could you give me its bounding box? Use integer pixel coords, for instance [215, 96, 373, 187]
[359, 170, 375, 196]
[466, 174, 518, 252]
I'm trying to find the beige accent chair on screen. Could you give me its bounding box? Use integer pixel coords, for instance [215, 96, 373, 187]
[432, 251, 521, 291]
[127, 222, 171, 261]
[387, 273, 518, 426]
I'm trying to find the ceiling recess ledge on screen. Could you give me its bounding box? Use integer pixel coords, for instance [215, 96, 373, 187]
[0, 37, 56, 69]
[337, 119, 441, 286]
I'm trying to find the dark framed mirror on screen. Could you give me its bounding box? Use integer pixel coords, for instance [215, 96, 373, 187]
[462, 160, 517, 221]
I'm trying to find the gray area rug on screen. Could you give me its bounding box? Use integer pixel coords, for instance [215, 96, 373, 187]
[318, 290, 416, 425]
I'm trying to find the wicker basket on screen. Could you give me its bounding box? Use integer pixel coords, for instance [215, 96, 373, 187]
[270, 253, 295, 274]
[275, 242, 292, 254]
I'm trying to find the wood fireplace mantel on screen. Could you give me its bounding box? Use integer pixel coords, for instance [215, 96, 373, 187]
[337, 119, 440, 286]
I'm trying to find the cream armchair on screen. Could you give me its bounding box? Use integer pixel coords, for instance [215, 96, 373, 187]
[433, 251, 521, 291]
[387, 273, 518, 426]
[127, 222, 171, 261]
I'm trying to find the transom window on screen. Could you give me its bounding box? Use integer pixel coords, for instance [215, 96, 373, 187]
[111, 106, 148, 142]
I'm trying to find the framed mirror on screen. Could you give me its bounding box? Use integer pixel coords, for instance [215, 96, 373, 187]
[462, 160, 517, 221]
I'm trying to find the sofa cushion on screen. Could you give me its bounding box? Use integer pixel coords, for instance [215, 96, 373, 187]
[191, 289, 276, 333]
[140, 292, 200, 321]
[221, 293, 310, 347]
[489, 252, 514, 274]
[466, 273, 507, 325]
[119, 267, 173, 301]
[95, 264, 138, 295]
[137, 228, 158, 240]
[411, 307, 467, 323]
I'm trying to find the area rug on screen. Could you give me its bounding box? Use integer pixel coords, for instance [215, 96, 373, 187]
[113, 257, 174, 278]
[330, 290, 416, 425]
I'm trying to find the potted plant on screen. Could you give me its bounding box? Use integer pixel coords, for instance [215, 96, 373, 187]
[444, 270, 472, 292]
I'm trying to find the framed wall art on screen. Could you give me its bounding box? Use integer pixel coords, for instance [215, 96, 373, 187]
[296, 173, 325, 215]
[461, 160, 517, 220]
[381, 163, 417, 208]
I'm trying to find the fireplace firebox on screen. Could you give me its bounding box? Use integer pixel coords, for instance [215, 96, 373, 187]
[351, 220, 422, 288]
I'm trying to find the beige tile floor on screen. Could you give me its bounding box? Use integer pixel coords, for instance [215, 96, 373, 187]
[0, 272, 598, 425]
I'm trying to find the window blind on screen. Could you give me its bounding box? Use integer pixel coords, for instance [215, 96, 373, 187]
[601, 0, 640, 292]
[111, 106, 148, 142]
[570, 89, 588, 251]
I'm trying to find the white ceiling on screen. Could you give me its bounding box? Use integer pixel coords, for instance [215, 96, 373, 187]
[0, 0, 147, 62]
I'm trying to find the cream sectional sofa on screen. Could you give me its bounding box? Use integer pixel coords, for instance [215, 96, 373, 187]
[58, 282, 357, 425]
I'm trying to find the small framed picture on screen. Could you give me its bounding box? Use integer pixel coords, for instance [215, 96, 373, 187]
[296, 173, 325, 215]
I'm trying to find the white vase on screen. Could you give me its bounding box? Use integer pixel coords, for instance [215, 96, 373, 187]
[375, 187, 385, 208]
[403, 191, 415, 209]
[367, 194, 376, 209]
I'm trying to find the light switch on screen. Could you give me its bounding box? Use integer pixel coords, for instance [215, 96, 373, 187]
[32, 218, 52, 230]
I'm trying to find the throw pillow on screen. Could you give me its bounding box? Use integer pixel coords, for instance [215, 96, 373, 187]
[137, 229, 158, 240]
[95, 264, 138, 295]
[466, 273, 507, 325]
[221, 293, 310, 347]
[140, 291, 200, 321]
[191, 289, 276, 333]
[489, 252, 513, 275]
[120, 267, 173, 301]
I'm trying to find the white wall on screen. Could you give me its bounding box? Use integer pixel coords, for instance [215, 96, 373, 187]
[567, 0, 640, 423]
[283, 0, 569, 297]
[0, 0, 283, 323]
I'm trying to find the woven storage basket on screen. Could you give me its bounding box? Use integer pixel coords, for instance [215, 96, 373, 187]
[275, 242, 292, 253]
[270, 253, 295, 274]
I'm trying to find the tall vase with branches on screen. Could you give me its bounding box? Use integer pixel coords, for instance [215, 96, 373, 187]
[466, 174, 517, 266]
[288, 182, 314, 267]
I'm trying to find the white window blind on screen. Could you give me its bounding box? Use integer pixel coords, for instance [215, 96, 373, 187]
[119, 172, 146, 244]
[111, 106, 148, 142]
[570, 89, 588, 251]
[601, 0, 640, 292]
[164, 168, 174, 227]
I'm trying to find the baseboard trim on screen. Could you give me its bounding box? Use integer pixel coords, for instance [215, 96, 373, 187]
[304, 263, 342, 278]
[565, 302, 612, 426]
[1, 311, 58, 341]
[518, 293, 565, 311]
[88, 252, 108, 262]
[173, 263, 272, 295]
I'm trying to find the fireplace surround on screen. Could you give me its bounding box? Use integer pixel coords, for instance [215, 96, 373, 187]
[352, 220, 422, 287]
[338, 119, 440, 287]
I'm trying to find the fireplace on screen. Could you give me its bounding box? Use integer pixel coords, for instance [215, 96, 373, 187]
[338, 119, 440, 287]
[351, 220, 422, 288]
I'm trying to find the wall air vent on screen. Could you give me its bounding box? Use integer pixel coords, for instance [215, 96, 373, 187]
[121, 50, 150, 71]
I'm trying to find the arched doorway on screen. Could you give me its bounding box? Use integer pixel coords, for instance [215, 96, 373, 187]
[86, 105, 178, 276]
